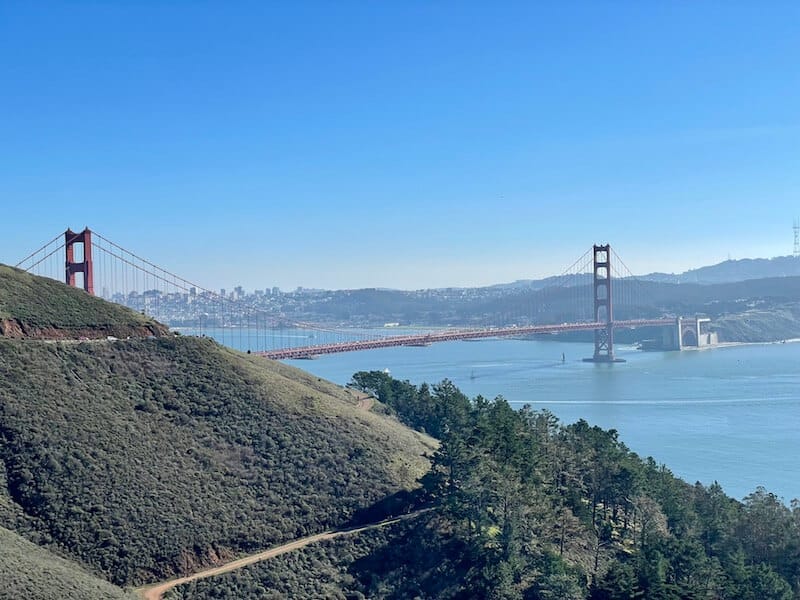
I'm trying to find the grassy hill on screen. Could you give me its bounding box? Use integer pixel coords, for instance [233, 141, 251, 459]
[0, 264, 167, 338]
[0, 268, 435, 588]
[0, 337, 435, 586]
[0, 526, 136, 600]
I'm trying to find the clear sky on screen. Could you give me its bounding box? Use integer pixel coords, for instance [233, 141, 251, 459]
[1, 2, 799, 291]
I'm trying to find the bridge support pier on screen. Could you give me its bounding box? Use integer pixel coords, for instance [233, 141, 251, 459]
[65, 228, 94, 295]
[583, 244, 625, 363]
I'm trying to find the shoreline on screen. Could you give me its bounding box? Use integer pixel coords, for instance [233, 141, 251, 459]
[681, 337, 800, 352]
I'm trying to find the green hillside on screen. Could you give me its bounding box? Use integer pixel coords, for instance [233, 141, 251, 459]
[0, 269, 435, 589]
[0, 337, 434, 586]
[0, 526, 137, 600]
[4, 269, 795, 599]
[164, 518, 413, 600]
[0, 264, 167, 338]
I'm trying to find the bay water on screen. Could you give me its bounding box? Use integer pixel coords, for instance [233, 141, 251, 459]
[199, 327, 799, 502]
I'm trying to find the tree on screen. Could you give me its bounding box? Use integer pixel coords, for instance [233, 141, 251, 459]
[742, 564, 793, 600]
[590, 561, 638, 600]
[737, 487, 792, 567]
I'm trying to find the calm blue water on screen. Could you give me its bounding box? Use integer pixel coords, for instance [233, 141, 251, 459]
[199, 328, 799, 503]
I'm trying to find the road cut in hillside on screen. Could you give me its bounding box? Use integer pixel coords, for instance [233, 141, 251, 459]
[136, 509, 430, 600]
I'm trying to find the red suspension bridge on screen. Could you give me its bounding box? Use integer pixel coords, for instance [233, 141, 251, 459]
[15, 228, 694, 362]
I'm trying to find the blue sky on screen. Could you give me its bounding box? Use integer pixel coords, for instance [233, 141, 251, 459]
[1, 2, 799, 290]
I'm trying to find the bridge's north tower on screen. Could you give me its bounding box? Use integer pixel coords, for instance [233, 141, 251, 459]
[65, 228, 94, 295]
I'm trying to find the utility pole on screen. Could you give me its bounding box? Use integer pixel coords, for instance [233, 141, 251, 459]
[794, 219, 800, 258]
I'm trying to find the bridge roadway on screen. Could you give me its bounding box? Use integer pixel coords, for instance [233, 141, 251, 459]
[258, 318, 674, 360]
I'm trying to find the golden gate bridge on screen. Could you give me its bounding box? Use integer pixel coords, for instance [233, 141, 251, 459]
[15, 228, 681, 362]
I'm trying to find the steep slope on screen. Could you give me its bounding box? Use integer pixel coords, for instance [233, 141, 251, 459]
[0, 269, 435, 588]
[0, 526, 137, 600]
[0, 264, 167, 338]
[0, 337, 435, 586]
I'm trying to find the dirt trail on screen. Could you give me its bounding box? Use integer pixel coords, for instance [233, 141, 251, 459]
[356, 396, 375, 411]
[135, 510, 428, 600]
[343, 387, 375, 411]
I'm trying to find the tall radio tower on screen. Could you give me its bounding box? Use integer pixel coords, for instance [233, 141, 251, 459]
[795, 219, 800, 258]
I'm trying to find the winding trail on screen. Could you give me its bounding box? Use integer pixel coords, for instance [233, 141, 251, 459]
[135, 510, 429, 600]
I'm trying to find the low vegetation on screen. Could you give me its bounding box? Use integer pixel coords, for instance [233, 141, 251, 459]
[0, 525, 136, 599]
[0, 338, 433, 587]
[164, 519, 411, 600]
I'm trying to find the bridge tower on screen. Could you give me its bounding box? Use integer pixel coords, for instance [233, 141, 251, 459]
[584, 244, 624, 363]
[65, 228, 94, 295]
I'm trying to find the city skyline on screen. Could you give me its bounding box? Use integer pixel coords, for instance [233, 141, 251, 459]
[2, 2, 799, 290]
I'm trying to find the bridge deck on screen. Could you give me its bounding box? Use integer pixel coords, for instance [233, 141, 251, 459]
[257, 319, 674, 360]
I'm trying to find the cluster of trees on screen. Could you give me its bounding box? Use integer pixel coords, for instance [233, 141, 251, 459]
[167, 371, 800, 599]
[347, 371, 798, 599]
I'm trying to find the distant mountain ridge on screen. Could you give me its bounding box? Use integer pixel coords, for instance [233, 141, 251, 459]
[640, 255, 800, 285]
[485, 255, 800, 291]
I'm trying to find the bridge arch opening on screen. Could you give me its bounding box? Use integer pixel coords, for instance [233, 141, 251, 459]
[681, 328, 698, 347]
[597, 305, 609, 322]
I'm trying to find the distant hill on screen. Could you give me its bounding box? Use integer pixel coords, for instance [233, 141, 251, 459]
[0, 268, 435, 588]
[276, 272, 800, 341]
[486, 256, 800, 291]
[482, 277, 800, 342]
[485, 273, 590, 291]
[641, 255, 800, 285]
